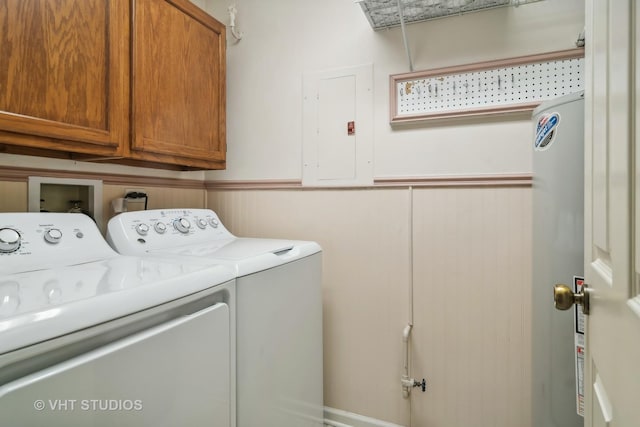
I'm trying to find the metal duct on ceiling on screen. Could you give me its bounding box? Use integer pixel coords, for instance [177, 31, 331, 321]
[357, 0, 544, 30]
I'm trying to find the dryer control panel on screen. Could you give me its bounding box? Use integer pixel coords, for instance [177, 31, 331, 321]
[107, 209, 235, 256]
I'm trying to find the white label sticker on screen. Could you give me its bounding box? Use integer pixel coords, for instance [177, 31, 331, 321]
[574, 277, 585, 335]
[574, 275, 585, 417]
[576, 343, 585, 417]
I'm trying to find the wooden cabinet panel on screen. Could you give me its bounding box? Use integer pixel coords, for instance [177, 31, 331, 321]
[0, 0, 129, 155]
[0, 0, 225, 170]
[131, 0, 226, 169]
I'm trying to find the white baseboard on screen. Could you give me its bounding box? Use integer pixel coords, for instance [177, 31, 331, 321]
[323, 407, 406, 427]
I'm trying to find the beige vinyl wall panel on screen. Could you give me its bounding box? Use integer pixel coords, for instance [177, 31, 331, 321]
[411, 186, 532, 427]
[208, 186, 533, 426]
[208, 189, 411, 425]
[102, 185, 206, 231]
[0, 179, 206, 232]
[0, 181, 28, 212]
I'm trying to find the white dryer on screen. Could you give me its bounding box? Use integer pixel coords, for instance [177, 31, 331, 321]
[0, 212, 236, 426]
[107, 208, 323, 427]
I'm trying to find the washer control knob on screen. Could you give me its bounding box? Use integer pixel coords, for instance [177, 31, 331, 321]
[0, 228, 21, 253]
[154, 222, 167, 234]
[173, 218, 191, 234]
[135, 223, 150, 236]
[208, 218, 219, 228]
[44, 228, 63, 244]
[196, 218, 208, 229]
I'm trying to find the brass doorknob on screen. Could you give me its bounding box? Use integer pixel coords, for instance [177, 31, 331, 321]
[554, 283, 589, 315]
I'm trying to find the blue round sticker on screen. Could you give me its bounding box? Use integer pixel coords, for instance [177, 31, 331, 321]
[535, 112, 561, 151]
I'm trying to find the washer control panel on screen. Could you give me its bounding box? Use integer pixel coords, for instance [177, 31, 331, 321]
[107, 209, 234, 256]
[0, 213, 117, 276]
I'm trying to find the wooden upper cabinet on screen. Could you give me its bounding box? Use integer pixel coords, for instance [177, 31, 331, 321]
[0, 0, 226, 170]
[0, 0, 129, 157]
[130, 0, 226, 169]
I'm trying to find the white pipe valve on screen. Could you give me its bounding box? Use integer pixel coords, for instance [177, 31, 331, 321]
[227, 5, 243, 41]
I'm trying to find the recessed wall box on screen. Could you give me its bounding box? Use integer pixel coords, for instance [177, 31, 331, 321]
[28, 177, 103, 231]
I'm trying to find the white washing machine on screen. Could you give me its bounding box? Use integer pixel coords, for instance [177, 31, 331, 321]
[0, 212, 236, 426]
[107, 208, 323, 427]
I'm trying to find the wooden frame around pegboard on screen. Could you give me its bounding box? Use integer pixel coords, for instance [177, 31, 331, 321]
[389, 48, 585, 124]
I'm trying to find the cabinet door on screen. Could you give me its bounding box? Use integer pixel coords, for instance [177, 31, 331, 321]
[0, 0, 129, 157]
[131, 0, 226, 169]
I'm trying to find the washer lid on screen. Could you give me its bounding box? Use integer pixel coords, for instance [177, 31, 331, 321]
[153, 237, 322, 277]
[0, 255, 235, 355]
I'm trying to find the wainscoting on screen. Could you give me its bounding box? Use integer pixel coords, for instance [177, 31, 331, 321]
[0, 181, 28, 212]
[0, 166, 206, 231]
[0, 166, 533, 426]
[324, 407, 406, 427]
[206, 178, 532, 427]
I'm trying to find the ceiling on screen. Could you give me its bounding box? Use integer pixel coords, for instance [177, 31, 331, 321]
[357, 0, 544, 30]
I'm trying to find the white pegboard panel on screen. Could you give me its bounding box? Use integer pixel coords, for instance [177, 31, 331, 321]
[390, 50, 584, 123]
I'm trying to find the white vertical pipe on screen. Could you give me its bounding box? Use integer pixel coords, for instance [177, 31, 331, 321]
[396, 0, 414, 72]
[408, 186, 414, 326]
[401, 186, 415, 399]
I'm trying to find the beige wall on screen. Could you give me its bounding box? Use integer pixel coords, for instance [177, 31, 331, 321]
[0, 181, 28, 212]
[193, 2, 562, 421]
[1, 176, 533, 426]
[199, 0, 584, 181]
[208, 185, 532, 426]
[101, 185, 206, 231]
[0, 179, 206, 233]
[0, 1, 567, 425]
[411, 186, 532, 427]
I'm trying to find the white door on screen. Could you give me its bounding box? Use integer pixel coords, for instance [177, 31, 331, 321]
[583, 1, 640, 425]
